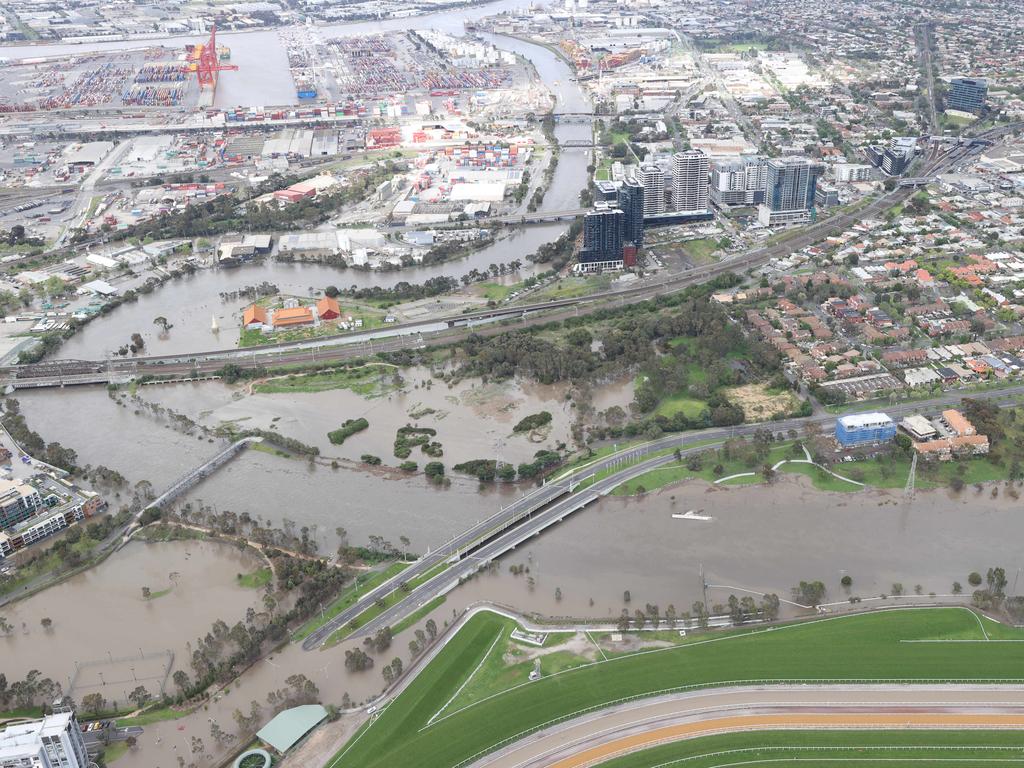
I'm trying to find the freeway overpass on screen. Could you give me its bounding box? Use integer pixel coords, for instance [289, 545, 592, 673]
[300, 380, 1024, 649]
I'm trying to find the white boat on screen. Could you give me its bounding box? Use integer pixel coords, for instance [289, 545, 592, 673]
[211, 314, 219, 332]
[671, 509, 713, 522]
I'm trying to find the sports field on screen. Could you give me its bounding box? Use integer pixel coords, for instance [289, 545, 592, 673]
[328, 607, 1024, 768]
[596, 730, 1024, 767]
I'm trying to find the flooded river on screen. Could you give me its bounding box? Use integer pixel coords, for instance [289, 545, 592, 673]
[3, 540, 264, 702]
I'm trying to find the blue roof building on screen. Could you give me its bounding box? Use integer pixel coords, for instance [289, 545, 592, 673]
[835, 413, 896, 447]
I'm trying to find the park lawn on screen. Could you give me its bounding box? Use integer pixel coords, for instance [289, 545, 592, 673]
[391, 596, 446, 637]
[679, 238, 721, 265]
[529, 275, 611, 302]
[237, 567, 272, 589]
[292, 561, 410, 641]
[612, 443, 799, 496]
[116, 705, 191, 728]
[477, 282, 520, 301]
[598, 730, 1024, 768]
[332, 607, 1024, 768]
[777, 461, 863, 492]
[654, 392, 708, 419]
[102, 741, 130, 763]
[252, 364, 397, 396]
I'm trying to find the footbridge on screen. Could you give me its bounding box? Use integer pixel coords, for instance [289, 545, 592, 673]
[142, 436, 262, 514]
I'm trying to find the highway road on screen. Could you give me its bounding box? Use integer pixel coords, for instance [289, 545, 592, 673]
[467, 685, 1024, 768]
[301, 381, 1024, 650]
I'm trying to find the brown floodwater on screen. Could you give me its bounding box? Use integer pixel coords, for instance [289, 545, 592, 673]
[453, 475, 1024, 618]
[9, 471, 1022, 768]
[3, 540, 264, 702]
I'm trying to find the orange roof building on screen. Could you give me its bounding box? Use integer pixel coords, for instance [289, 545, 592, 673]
[942, 409, 976, 437]
[272, 306, 314, 328]
[316, 296, 341, 320]
[242, 304, 267, 327]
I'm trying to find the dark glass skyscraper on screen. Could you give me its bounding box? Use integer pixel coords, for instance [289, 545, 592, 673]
[581, 208, 624, 264]
[617, 177, 645, 246]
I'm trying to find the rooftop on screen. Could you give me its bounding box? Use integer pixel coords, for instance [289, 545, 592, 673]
[256, 704, 328, 754]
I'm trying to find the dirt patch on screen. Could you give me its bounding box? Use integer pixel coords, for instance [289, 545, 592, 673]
[504, 631, 599, 664]
[597, 633, 677, 653]
[277, 712, 368, 768]
[723, 382, 800, 421]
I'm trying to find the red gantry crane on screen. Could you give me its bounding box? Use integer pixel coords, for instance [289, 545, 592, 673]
[187, 25, 238, 94]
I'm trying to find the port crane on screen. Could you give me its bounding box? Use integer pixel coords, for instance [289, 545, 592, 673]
[187, 25, 239, 93]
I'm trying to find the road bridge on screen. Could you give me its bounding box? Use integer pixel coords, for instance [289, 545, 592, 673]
[301, 379, 1024, 649]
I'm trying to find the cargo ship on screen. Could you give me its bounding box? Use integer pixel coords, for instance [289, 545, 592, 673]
[296, 77, 317, 99]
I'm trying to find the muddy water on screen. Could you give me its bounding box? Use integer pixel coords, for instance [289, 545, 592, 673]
[454, 476, 1024, 618]
[17, 387, 222, 489]
[16, 373, 634, 551]
[3, 540, 264, 698]
[140, 368, 586, 466]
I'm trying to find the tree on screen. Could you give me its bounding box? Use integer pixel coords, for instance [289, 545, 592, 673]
[633, 609, 646, 630]
[692, 601, 709, 629]
[891, 582, 904, 596]
[82, 692, 106, 715]
[952, 581, 963, 594]
[987, 567, 1008, 597]
[617, 609, 630, 632]
[760, 593, 781, 622]
[840, 575, 853, 588]
[126, 735, 138, 750]
[425, 619, 437, 641]
[40, 617, 53, 630]
[153, 316, 173, 334]
[373, 626, 393, 653]
[665, 604, 677, 628]
[172, 670, 191, 693]
[794, 580, 826, 606]
[141, 586, 151, 599]
[128, 685, 150, 709]
[968, 571, 983, 587]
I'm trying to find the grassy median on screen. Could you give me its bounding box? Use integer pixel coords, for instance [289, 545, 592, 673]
[329, 607, 1024, 768]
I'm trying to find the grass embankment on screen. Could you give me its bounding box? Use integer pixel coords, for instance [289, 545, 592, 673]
[292, 562, 410, 641]
[252, 364, 397, 396]
[324, 561, 452, 646]
[612, 441, 803, 495]
[237, 567, 272, 589]
[0, 534, 107, 596]
[599, 730, 1024, 768]
[115, 705, 191, 728]
[101, 741, 129, 763]
[331, 608, 1024, 768]
[528, 275, 611, 302]
[391, 596, 447, 637]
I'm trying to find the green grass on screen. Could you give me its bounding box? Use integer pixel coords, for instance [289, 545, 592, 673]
[598, 730, 1024, 768]
[594, 168, 611, 181]
[0, 706, 44, 720]
[115, 705, 191, 727]
[391, 596, 446, 637]
[292, 561, 410, 641]
[529, 275, 611, 302]
[477, 282, 520, 301]
[324, 561, 452, 646]
[679, 238, 721, 265]
[102, 741, 130, 763]
[331, 608, 1024, 768]
[252, 364, 397, 396]
[654, 392, 708, 419]
[237, 567, 272, 589]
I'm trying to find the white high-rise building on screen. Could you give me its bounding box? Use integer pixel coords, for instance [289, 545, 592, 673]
[0, 711, 89, 768]
[639, 164, 665, 216]
[710, 156, 768, 207]
[671, 150, 710, 213]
